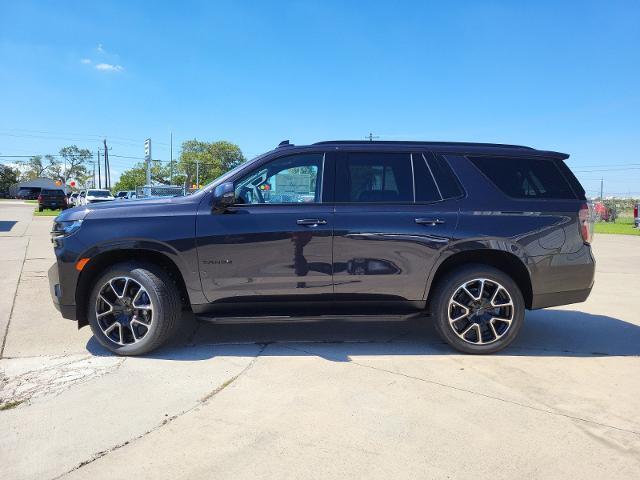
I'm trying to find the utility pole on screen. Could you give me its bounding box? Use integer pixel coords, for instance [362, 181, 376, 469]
[103, 139, 110, 190]
[92, 161, 96, 188]
[97, 150, 102, 189]
[170, 132, 173, 185]
[600, 178, 604, 200]
[366, 132, 379, 142]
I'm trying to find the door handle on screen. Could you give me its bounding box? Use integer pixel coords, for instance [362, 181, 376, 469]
[297, 218, 327, 227]
[415, 218, 446, 226]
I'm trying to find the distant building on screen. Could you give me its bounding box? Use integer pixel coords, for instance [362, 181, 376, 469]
[9, 177, 67, 197]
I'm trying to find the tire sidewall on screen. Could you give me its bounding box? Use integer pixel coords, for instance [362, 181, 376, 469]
[88, 264, 169, 355]
[433, 265, 525, 354]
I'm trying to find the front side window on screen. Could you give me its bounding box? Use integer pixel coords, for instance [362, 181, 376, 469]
[336, 153, 413, 203]
[234, 153, 323, 204]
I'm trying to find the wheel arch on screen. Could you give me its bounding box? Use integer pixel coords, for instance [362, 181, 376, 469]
[75, 248, 191, 327]
[425, 247, 533, 310]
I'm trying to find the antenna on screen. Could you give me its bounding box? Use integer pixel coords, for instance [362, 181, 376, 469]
[366, 132, 379, 142]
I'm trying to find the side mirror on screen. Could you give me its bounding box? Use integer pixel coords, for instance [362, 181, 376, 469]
[212, 182, 235, 211]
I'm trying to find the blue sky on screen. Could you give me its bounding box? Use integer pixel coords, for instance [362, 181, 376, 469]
[1, 0, 639, 196]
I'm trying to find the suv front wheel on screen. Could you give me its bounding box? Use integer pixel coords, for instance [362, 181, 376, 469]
[88, 262, 181, 355]
[431, 265, 525, 354]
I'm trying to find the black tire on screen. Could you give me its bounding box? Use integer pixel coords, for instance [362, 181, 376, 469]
[38, 206, 43, 212]
[87, 262, 181, 356]
[431, 264, 525, 354]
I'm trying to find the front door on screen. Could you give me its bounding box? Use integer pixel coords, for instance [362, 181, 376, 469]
[196, 151, 334, 303]
[332, 151, 460, 301]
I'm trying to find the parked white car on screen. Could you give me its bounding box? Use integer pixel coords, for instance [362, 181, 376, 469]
[80, 189, 115, 205]
[68, 192, 80, 206]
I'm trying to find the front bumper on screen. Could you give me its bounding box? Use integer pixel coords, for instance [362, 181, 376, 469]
[48, 262, 77, 320]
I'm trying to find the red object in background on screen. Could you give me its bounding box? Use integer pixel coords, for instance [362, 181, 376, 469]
[593, 201, 611, 221]
[635, 205, 638, 218]
[37, 194, 43, 202]
[70, 181, 76, 187]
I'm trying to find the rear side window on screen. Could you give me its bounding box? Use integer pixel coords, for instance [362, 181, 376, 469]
[411, 153, 441, 202]
[469, 156, 577, 199]
[429, 154, 464, 199]
[336, 153, 413, 203]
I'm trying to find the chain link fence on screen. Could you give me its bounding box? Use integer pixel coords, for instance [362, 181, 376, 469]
[136, 185, 186, 198]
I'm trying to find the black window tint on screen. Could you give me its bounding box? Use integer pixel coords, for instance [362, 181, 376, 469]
[412, 153, 441, 202]
[429, 154, 463, 199]
[469, 156, 577, 199]
[337, 153, 413, 203]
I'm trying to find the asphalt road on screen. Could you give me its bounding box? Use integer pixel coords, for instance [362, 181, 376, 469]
[1, 200, 639, 479]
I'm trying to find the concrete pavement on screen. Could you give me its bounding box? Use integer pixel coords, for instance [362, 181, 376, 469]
[0, 200, 639, 479]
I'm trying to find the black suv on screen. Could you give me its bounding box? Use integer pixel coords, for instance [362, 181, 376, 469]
[38, 188, 68, 212]
[48, 140, 595, 355]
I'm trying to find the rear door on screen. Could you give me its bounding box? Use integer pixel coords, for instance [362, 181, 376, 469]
[332, 151, 460, 301]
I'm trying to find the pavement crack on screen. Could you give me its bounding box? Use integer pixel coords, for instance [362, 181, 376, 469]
[0, 236, 30, 359]
[52, 343, 268, 480]
[282, 344, 640, 438]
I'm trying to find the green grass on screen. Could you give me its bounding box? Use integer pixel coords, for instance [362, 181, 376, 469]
[594, 217, 640, 236]
[34, 207, 62, 216]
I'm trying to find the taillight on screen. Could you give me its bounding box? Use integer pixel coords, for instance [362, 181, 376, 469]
[37, 195, 43, 202]
[635, 205, 638, 218]
[579, 203, 592, 244]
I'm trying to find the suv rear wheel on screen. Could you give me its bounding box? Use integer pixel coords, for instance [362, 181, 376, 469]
[431, 265, 524, 354]
[88, 262, 181, 355]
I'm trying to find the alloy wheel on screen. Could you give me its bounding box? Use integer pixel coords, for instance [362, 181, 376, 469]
[447, 278, 514, 345]
[95, 277, 154, 345]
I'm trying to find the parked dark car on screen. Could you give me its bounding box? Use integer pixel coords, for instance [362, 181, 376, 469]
[17, 187, 41, 200]
[38, 188, 68, 212]
[48, 140, 595, 356]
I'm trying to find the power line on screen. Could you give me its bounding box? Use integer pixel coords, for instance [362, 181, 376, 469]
[0, 129, 171, 147]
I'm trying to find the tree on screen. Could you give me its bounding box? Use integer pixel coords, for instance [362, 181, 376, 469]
[59, 145, 92, 184]
[177, 140, 245, 187]
[113, 162, 171, 192]
[19, 155, 61, 180]
[0, 164, 19, 192]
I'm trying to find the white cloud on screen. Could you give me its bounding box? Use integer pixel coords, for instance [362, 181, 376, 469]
[95, 63, 123, 72]
[80, 58, 92, 64]
[96, 43, 105, 54]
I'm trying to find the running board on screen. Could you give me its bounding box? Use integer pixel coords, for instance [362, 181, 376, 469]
[196, 313, 428, 324]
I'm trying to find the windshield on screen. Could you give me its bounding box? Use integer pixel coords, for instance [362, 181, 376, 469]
[41, 189, 64, 195]
[87, 190, 111, 197]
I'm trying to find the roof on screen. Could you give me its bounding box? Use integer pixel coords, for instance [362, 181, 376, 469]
[312, 140, 534, 150]
[274, 140, 568, 159]
[17, 177, 61, 188]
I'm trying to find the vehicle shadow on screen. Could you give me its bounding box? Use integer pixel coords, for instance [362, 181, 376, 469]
[86, 308, 640, 361]
[0, 220, 17, 232]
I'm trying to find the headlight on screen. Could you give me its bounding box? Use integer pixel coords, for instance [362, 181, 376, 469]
[51, 220, 83, 240]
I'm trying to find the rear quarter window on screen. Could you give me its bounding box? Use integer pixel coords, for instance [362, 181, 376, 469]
[469, 156, 577, 199]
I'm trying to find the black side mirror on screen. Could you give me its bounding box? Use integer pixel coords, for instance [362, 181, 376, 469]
[212, 182, 235, 211]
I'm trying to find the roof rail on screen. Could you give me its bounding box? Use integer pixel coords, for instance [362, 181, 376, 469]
[311, 140, 534, 150]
